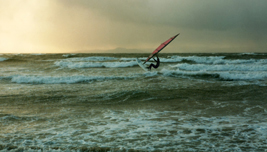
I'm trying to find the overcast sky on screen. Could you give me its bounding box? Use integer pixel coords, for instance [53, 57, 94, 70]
[1, 0, 267, 53]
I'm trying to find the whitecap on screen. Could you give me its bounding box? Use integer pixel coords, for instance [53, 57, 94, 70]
[218, 71, 267, 80]
[30, 53, 45, 55]
[67, 56, 117, 62]
[10, 75, 133, 84]
[161, 68, 267, 81]
[0, 57, 7, 62]
[170, 56, 225, 64]
[62, 54, 76, 57]
[120, 58, 136, 61]
[144, 71, 158, 77]
[173, 63, 267, 71]
[54, 61, 138, 68]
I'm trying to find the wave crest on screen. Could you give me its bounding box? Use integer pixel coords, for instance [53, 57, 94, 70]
[0, 57, 7, 62]
[10, 75, 133, 84]
[54, 61, 138, 68]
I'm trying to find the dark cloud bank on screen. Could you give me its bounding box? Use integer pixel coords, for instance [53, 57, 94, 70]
[57, 0, 267, 53]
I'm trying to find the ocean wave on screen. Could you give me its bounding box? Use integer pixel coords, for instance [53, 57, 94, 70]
[1, 109, 266, 151]
[239, 52, 266, 55]
[10, 75, 133, 84]
[141, 56, 228, 63]
[214, 59, 267, 64]
[169, 56, 225, 64]
[173, 63, 267, 71]
[0, 57, 7, 62]
[54, 56, 264, 69]
[125, 56, 267, 64]
[213, 59, 255, 64]
[123, 56, 225, 63]
[55, 61, 138, 68]
[135, 56, 225, 63]
[161, 69, 267, 80]
[66, 56, 118, 62]
[143, 71, 159, 77]
[166, 56, 267, 64]
[218, 72, 267, 80]
[120, 58, 136, 61]
[121, 57, 183, 63]
[30, 53, 45, 55]
[162, 69, 215, 78]
[62, 54, 77, 57]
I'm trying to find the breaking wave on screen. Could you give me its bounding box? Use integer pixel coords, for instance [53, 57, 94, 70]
[66, 56, 118, 62]
[119, 56, 226, 63]
[166, 55, 225, 63]
[55, 60, 138, 68]
[30, 53, 46, 55]
[118, 56, 267, 64]
[165, 56, 267, 64]
[1, 110, 267, 151]
[0, 57, 7, 62]
[173, 63, 267, 71]
[161, 69, 267, 80]
[7, 75, 133, 84]
[161, 55, 267, 81]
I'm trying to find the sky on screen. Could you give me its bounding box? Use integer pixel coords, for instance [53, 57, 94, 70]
[0, 0, 267, 53]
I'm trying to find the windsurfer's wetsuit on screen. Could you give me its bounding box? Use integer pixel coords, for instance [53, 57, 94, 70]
[147, 56, 160, 70]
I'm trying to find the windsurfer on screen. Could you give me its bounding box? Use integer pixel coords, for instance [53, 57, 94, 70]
[147, 55, 160, 70]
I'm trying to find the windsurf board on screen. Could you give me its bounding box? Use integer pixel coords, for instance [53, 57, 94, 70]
[136, 58, 149, 72]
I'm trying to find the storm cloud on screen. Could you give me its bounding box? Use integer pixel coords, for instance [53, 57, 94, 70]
[63, 0, 267, 31]
[0, 0, 267, 53]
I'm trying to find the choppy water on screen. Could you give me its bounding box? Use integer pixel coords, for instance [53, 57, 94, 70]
[0, 53, 267, 151]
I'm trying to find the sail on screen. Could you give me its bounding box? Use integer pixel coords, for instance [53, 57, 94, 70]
[144, 33, 179, 64]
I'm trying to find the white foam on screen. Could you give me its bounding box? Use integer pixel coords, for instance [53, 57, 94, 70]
[0, 57, 7, 62]
[160, 57, 183, 62]
[164, 55, 267, 65]
[62, 54, 76, 57]
[173, 63, 267, 71]
[216, 59, 267, 64]
[161, 68, 267, 80]
[218, 72, 267, 80]
[1, 110, 266, 151]
[137, 56, 197, 63]
[167, 59, 267, 81]
[134, 56, 189, 63]
[55, 61, 138, 68]
[10, 75, 133, 84]
[138, 56, 267, 65]
[30, 53, 45, 55]
[120, 58, 136, 61]
[144, 71, 158, 77]
[244, 52, 256, 54]
[239, 52, 265, 55]
[170, 56, 225, 64]
[214, 59, 255, 64]
[67, 56, 117, 62]
[161, 68, 208, 77]
[55, 56, 263, 70]
[132, 56, 226, 63]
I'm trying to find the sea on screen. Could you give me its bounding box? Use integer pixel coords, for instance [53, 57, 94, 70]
[0, 53, 267, 152]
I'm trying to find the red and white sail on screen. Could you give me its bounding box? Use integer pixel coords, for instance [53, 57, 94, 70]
[144, 33, 179, 64]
